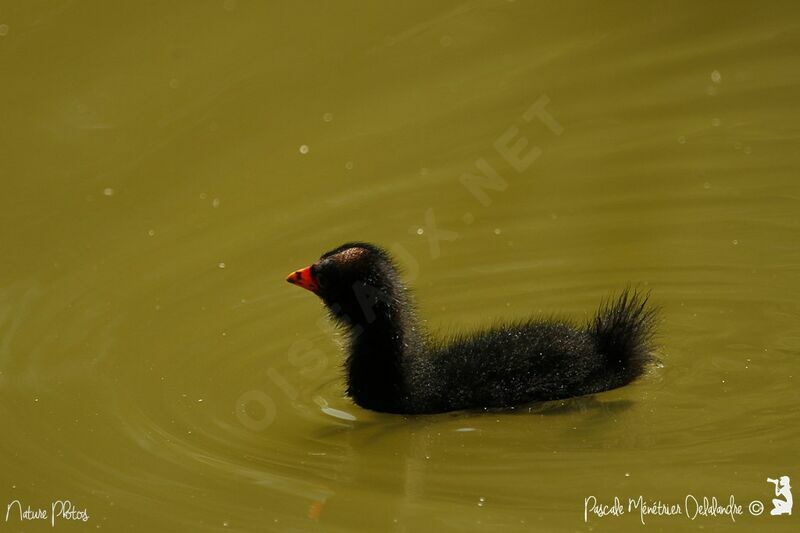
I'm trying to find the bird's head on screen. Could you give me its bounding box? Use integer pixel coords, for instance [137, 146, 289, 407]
[286, 242, 401, 327]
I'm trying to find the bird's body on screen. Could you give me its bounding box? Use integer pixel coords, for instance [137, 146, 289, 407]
[287, 242, 657, 414]
[407, 321, 613, 413]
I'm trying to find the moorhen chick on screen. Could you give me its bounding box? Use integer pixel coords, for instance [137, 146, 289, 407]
[287, 242, 657, 414]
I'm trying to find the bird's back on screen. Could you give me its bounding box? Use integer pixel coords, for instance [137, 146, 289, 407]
[403, 320, 603, 413]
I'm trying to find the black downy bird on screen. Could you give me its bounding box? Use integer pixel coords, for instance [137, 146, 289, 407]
[287, 242, 657, 414]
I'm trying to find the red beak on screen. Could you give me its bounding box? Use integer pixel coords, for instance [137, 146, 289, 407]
[286, 265, 319, 293]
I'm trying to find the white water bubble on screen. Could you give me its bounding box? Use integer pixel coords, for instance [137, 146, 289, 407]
[103, 187, 115, 196]
[344, 161, 354, 170]
[711, 70, 722, 83]
[0, 25, 9, 37]
[322, 112, 333, 122]
[321, 406, 356, 421]
[299, 144, 309, 154]
[212, 198, 220, 208]
[218, 262, 226, 269]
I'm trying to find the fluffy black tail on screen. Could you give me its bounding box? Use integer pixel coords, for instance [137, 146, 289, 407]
[588, 289, 658, 386]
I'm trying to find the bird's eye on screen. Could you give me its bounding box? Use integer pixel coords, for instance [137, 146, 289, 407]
[311, 264, 327, 289]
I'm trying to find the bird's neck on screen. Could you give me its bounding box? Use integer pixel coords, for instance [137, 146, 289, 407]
[344, 299, 422, 413]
